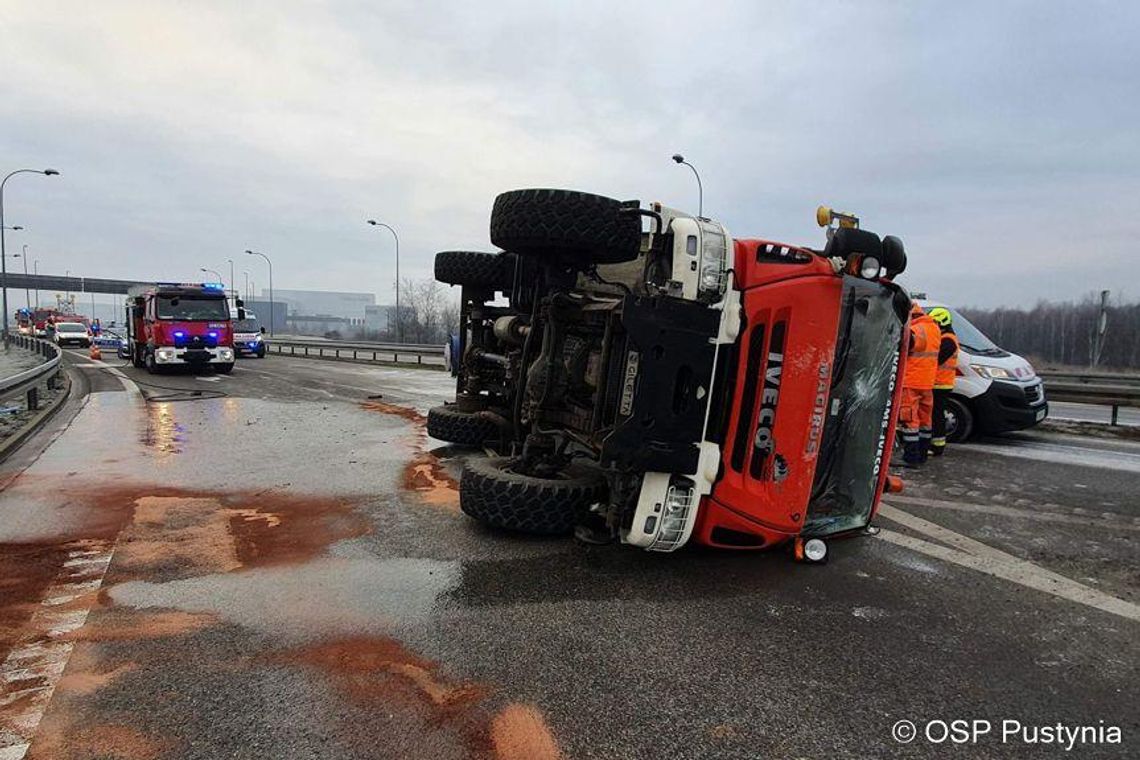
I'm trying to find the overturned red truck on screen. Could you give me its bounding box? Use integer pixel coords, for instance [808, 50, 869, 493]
[125, 282, 237, 374]
[430, 189, 910, 561]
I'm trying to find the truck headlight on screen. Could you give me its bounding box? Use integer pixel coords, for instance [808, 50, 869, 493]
[219, 348, 234, 361]
[156, 348, 176, 361]
[698, 221, 730, 302]
[972, 364, 1012, 379]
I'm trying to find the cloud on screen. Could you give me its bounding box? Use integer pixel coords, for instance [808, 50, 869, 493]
[1, 0, 1136, 306]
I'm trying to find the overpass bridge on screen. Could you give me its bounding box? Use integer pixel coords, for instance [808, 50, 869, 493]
[1, 272, 153, 296]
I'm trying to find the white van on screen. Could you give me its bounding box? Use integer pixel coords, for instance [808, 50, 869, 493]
[918, 300, 1048, 441]
[231, 310, 267, 358]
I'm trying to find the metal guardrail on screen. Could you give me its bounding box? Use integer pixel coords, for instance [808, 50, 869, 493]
[267, 338, 444, 368]
[1039, 371, 1140, 388]
[1, 335, 64, 412]
[1039, 372, 1140, 425]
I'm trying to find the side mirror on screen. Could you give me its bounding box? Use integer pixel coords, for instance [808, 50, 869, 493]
[260, 326, 266, 334]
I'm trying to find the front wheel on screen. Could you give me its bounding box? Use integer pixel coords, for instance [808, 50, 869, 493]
[216, 362, 234, 375]
[459, 456, 606, 535]
[944, 396, 974, 442]
[144, 350, 159, 374]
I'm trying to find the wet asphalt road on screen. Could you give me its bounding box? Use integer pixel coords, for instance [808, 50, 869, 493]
[0, 352, 1136, 759]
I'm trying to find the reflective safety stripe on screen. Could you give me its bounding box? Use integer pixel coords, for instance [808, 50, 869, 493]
[931, 437, 947, 447]
[912, 351, 939, 358]
[934, 383, 955, 390]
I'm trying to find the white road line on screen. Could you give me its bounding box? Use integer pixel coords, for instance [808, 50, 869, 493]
[0, 541, 116, 759]
[194, 376, 221, 383]
[965, 440, 1140, 474]
[885, 494, 1140, 531]
[877, 511, 1140, 623]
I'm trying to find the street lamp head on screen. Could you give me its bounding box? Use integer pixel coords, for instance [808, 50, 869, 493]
[43, 169, 60, 176]
[12, 226, 23, 231]
[367, 219, 378, 226]
[244, 249, 254, 255]
[672, 154, 685, 164]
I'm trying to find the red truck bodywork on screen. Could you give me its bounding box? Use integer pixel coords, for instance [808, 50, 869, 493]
[690, 239, 908, 550]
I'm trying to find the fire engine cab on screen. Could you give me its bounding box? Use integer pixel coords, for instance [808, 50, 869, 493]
[125, 283, 238, 373]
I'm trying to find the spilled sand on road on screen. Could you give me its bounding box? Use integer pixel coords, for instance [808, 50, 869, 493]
[359, 399, 461, 510]
[277, 636, 562, 760]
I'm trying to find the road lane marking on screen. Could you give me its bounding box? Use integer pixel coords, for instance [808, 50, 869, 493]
[964, 440, 1140, 474]
[885, 495, 1140, 532]
[0, 541, 116, 759]
[877, 508, 1140, 622]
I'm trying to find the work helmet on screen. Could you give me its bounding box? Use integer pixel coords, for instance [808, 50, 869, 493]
[928, 307, 952, 327]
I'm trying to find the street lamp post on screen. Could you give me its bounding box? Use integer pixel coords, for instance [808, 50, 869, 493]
[245, 250, 274, 337]
[65, 269, 71, 303]
[1, 168, 60, 342]
[13, 247, 30, 308]
[226, 258, 235, 306]
[243, 271, 250, 302]
[671, 154, 703, 218]
[366, 219, 400, 342]
[32, 259, 39, 311]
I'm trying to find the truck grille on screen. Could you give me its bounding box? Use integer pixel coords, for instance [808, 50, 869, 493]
[730, 324, 766, 472]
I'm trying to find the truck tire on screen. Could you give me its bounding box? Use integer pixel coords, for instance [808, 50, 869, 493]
[490, 189, 641, 265]
[144, 350, 159, 374]
[133, 346, 146, 369]
[434, 250, 512, 289]
[944, 395, 974, 442]
[459, 456, 605, 535]
[216, 362, 234, 375]
[427, 405, 498, 447]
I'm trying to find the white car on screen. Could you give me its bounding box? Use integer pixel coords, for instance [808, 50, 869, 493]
[52, 321, 92, 348]
[918, 300, 1048, 441]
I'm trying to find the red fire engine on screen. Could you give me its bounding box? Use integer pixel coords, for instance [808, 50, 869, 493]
[125, 283, 237, 373]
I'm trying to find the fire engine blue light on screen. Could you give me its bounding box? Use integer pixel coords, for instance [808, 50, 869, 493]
[174, 331, 185, 339]
[202, 283, 224, 290]
[208, 331, 218, 338]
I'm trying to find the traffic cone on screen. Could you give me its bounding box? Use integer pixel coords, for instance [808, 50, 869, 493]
[89, 345, 102, 361]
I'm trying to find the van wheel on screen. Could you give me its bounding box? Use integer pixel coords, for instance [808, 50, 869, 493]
[133, 346, 146, 368]
[459, 456, 605, 535]
[944, 396, 974, 442]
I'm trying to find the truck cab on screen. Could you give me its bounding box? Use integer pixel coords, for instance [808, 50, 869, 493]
[126, 283, 237, 374]
[431, 188, 910, 557]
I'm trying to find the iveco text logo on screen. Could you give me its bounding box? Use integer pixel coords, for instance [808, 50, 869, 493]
[753, 351, 782, 456]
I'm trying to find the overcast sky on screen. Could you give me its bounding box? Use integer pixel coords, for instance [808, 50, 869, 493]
[2, 1, 1137, 308]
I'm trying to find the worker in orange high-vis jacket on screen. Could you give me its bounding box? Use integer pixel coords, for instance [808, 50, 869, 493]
[928, 307, 960, 457]
[896, 302, 942, 466]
